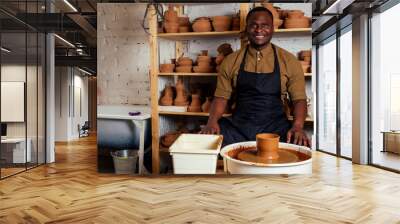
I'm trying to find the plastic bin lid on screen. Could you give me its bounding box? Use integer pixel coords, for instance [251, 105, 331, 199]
[169, 134, 223, 155]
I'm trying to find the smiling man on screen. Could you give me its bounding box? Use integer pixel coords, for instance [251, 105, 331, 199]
[200, 7, 310, 147]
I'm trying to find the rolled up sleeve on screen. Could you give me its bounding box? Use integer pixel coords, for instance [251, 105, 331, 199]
[214, 56, 233, 99]
[286, 54, 307, 101]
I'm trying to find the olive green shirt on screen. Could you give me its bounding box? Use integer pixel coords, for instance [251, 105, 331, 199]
[215, 43, 307, 102]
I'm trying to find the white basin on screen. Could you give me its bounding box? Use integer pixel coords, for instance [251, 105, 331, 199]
[220, 141, 312, 175]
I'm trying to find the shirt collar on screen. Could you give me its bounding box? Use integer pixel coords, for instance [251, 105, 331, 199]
[247, 43, 273, 59]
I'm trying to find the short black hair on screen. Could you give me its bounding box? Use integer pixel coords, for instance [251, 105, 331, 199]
[246, 6, 273, 23]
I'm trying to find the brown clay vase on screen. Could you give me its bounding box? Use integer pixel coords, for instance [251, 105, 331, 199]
[201, 97, 212, 113]
[174, 79, 189, 106]
[159, 85, 174, 106]
[256, 133, 280, 160]
[187, 94, 202, 112]
[164, 5, 178, 22]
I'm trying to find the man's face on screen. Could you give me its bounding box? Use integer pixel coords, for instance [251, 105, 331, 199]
[246, 11, 273, 48]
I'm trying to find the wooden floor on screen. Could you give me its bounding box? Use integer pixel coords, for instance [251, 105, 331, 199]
[1, 136, 400, 223]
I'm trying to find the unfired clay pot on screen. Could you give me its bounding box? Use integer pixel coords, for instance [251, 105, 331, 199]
[284, 17, 310, 29]
[212, 16, 232, 32]
[287, 10, 304, 19]
[164, 22, 179, 33]
[192, 18, 212, 32]
[160, 63, 175, 73]
[193, 66, 213, 73]
[175, 66, 192, 73]
[177, 57, 193, 66]
[174, 79, 189, 106]
[164, 5, 178, 22]
[201, 97, 212, 113]
[256, 133, 280, 160]
[188, 94, 202, 112]
[232, 16, 240, 31]
[179, 26, 190, 33]
[178, 16, 190, 26]
[159, 85, 174, 106]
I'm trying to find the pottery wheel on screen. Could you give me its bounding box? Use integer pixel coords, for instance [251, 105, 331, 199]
[237, 148, 301, 164]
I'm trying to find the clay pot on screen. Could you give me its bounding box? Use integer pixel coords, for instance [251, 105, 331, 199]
[288, 10, 304, 19]
[164, 22, 179, 33]
[193, 66, 213, 73]
[161, 131, 180, 147]
[201, 97, 212, 113]
[175, 66, 192, 73]
[256, 133, 280, 160]
[232, 16, 240, 31]
[160, 63, 175, 73]
[192, 18, 212, 32]
[179, 26, 190, 33]
[274, 19, 283, 30]
[188, 94, 202, 112]
[262, 3, 279, 19]
[217, 43, 233, 56]
[197, 55, 211, 63]
[174, 79, 189, 106]
[212, 16, 232, 32]
[215, 54, 224, 65]
[159, 85, 174, 106]
[197, 61, 211, 67]
[300, 50, 312, 58]
[284, 17, 310, 29]
[177, 57, 193, 66]
[164, 5, 178, 22]
[178, 16, 190, 26]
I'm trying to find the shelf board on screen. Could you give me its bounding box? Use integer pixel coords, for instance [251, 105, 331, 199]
[159, 111, 231, 117]
[304, 73, 312, 77]
[288, 116, 314, 122]
[159, 72, 218, 76]
[157, 31, 241, 40]
[275, 28, 312, 33]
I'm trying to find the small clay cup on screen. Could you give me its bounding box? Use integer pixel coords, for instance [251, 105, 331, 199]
[256, 133, 280, 160]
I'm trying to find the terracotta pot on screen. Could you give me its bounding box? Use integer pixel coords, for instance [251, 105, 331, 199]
[178, 16, 190, 26]
[179, 26, 190, 33]
[279, 9, 289, 19]
[159, 63, 175, 73]
[232, 16, 240, 30]
[215, 54, 224, 65]
[197, 55, 211, 63]
[187, 94, 202, 112]
[197, 61, 210, 67]
[177, 57, 193, 66]
[192, 18, 212, 32]
[164, 5, 178, 22]
[159, 85, 174, 106]
[174, 79, 189, 106]
[161, 131, 180, 147]
[164, 22, 179, 33]
[217, 43, 233, 56]
[274, 19, 283, 30]
[212, 16, 232, 32]
[193, 66, 213, 73]
[261, 3, 279, 20]
[300, 50, 312, 58]
[287, 10, 304, 19]
[256, 133, 280, 160]
[201, 97, 212, 113]
[284, 17, 310, 29]
[175, 66, 192, 73]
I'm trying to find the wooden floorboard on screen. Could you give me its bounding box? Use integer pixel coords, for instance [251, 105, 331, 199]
[1, 135, 400, 223]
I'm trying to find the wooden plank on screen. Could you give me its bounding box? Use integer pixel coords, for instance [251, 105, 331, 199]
[158, 73, 218, 76]
[148, 5, 160, 174]
[159, 111, 231, 117]
[240, 3, 249, 47]
[157, 31, 241, 40]
[275, 28, 312, 33]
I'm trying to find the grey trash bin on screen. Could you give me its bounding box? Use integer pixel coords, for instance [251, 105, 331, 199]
[111, 150, 138, 174]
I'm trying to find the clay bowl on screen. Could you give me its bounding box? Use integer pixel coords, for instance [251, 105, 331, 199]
[160, 63, 175, 73]
[177, 57, 193, 66]
[287, 10, 304, 19]
[179, 26, 190, 33]
[284, 17, 310, 29]
[175, 66, 192, 73]
[256, 133, 280, 160]
[193, 66, 213, 73]
[164, 22, 179, 33]
[178, 16, 190, 26]
[192, 18, 212, 32]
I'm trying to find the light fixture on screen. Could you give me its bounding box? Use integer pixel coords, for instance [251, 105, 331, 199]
[63, 0, 78, 12]
[77, 67, 93, 76]
[1, 47, 11, 53]
[54, 34, 75, 48]
[322, 0, 355, 15]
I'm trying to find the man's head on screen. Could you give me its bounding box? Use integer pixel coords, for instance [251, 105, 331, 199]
[246, 7, 274, 49]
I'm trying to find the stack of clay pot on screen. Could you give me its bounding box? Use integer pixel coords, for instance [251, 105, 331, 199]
[194, 50, 213, 73]
[211, 16, 232, 32]
[178, 15, 191, 33]
[174, 79, 189, 106]
[262, 3, 283, 30]
[188, 94, 202, 112]
[231, 14, 240, 31]
[215, 43, 233, 72]
[159, 62, 175, 73]
[192, 17, 212, 32]
[175, 56, 193, 73]
[159, 85, 175, 106]
[284, 10, 311, 29]
[163, 5, 179, 33]
[298, 50, 311, 73]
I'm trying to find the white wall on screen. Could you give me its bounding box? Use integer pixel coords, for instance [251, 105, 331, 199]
[55, 67, 89, 141]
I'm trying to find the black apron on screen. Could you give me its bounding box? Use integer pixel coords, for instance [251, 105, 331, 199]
[219, 45, 291, 146]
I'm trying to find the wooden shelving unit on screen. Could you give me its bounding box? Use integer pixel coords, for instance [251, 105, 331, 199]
[149, 4, 313, 174]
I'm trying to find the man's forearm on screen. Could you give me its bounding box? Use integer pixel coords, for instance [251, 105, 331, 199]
[292, 100, 307, 129]
[207, 97, 228, 125]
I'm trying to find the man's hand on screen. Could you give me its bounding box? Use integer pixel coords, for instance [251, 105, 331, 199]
[287, 126, 310, 147]
[200, 122, 220, 134]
